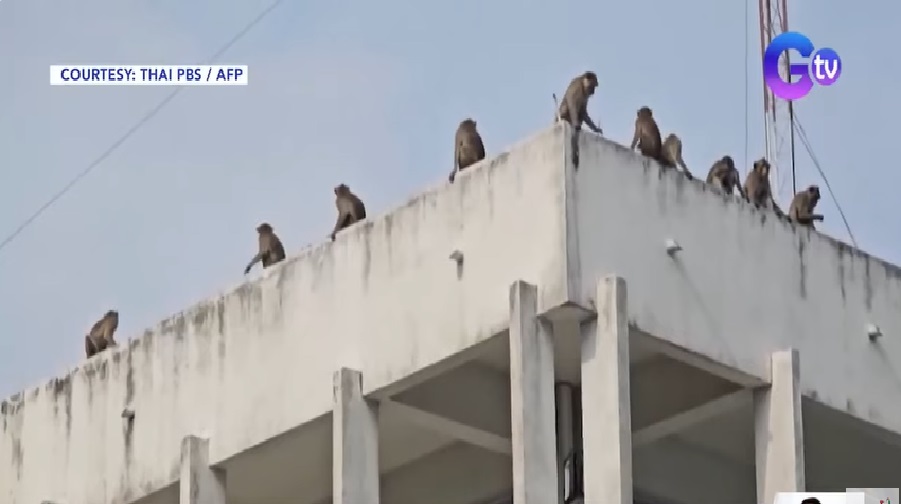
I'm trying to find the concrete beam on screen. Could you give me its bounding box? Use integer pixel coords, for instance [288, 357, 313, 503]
[755, 349, 805, 504]
[379, 399, 512, 455]
[633, 389, 752, 447]
[509, 280, 558, 504]
[581, 275, 633, 504]
[633, 331, 763, 387]
[634, 437, 756, 504]
[373, 341, 494, 400]
[333, 367, 380, 504]
[179, 436, 226, 504]
[390, 361, 512, 440]
[381, 443, 512, 504]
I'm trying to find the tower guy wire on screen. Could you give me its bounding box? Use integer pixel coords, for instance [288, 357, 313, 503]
[792, 112, 858, 247]
[0, 0, 289, 257]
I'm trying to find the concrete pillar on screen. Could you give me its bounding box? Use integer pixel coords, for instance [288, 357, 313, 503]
[754, 349, 805, 504]
[555, 383, 575, 504]
[179, 436, 226, 504]
[581, 276, 633, 504]
[333, 367, 380, 504]
[508, 280, 558, 504]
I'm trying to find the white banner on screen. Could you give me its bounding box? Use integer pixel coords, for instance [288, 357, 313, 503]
[774, 490, 899, 504]
[49, 65, 249, 86]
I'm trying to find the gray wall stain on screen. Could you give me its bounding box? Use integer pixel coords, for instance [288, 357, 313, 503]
[864, 259, 874, 311]
[797, 236, 808, 298]
[835, 243, 848, 302]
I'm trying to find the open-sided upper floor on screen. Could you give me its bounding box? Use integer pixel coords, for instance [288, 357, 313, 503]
[2, 123, 899, 504]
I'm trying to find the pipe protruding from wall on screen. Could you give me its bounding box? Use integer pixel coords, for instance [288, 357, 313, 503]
[450, 249, 465, 279]
[867, 323, 882, 342]
[664, 238, 682, 256]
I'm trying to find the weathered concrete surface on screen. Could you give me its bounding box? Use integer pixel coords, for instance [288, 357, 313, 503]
[0, 126, 569, 504]
[2, 123, 900, 504]
[571, 129, 901, 435]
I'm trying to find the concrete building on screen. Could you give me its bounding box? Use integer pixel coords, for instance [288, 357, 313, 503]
[1, 123, 899, 504]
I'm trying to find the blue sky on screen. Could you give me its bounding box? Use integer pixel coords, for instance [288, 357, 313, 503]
[0, 0, 897, 398]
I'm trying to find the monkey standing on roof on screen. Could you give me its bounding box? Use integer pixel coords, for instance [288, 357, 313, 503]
[659, 133, 694, 180]
[706, 155, 745, 198]
[554, 71, 602, 169]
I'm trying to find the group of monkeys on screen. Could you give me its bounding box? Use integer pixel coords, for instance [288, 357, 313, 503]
[453, 70, 825, 226]
[80, 70, 825, 362]
[82, 184, 368, 359]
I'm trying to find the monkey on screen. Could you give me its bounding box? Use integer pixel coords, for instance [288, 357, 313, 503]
[331, 184, 367, 241]
[744, 157, 784, 217]
[630, 106, 662, 163]
[706, 155, 745, 198]
[555, 71, 602, 169]
[659, 133, 694, 180]
[449, 118, 486, 183]
[788, 184, 824, 229]
[85, 310, 119, 359]
[244, 222, 286, 274]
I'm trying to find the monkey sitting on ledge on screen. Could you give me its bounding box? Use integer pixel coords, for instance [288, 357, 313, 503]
[449, 118, 486, 183]
[85, 310, 119, 359]
[244, 222, 286, 275]
[331, 184, 367, 241]
[788, 184, 824, 229]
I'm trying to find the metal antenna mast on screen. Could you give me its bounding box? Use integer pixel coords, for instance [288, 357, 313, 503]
[758, 0, 798, 202]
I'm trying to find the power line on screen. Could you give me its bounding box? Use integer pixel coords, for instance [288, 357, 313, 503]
[0, 0, 288, 257]
[792, 113, 858, 247]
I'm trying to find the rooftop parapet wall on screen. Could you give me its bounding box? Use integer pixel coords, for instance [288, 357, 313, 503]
[571, 130, 901, 436]
[3, 124, 900, 504]
[0, 126, 571, 504]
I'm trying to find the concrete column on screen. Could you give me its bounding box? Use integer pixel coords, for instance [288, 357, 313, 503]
[754, 349, 805, 504]
[179, 436, 226, 504]
[581, 276, 633, 504]
[333, 367, 380, 504]
[555, 383, 575, 504]
[508, 280, 558, 504]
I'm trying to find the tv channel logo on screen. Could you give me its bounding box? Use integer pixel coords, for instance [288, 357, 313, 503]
[764, 31, 842, 101]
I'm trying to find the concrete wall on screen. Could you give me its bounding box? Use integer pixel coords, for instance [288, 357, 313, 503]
[570, 129, 901, 436]
[3, 123, 900, 504]
[0, 126, 570, 504]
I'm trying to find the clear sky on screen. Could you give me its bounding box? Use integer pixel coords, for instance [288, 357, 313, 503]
[0, 0, 898, 399]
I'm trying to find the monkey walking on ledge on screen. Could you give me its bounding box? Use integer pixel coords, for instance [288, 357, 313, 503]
[85, 310, 119, 359]
[706, 155, 746, 198]
[244, 222, 286, 275]
[554, 71, 602, 169]
[659, 133, 694, 180]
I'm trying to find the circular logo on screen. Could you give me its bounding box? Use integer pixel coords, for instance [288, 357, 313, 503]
[810, 48, 842, 86]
